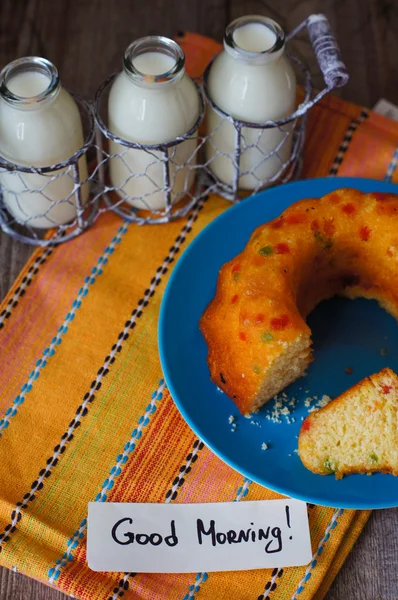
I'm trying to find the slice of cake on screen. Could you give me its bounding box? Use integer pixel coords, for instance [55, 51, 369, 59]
[298, 368, 398, 479]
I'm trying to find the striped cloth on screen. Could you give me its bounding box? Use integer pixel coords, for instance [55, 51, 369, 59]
[0, 32, 398, 600]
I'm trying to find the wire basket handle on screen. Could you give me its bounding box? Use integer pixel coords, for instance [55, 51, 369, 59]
[284, 13, 349, 122]
[305, 14, 349, 90]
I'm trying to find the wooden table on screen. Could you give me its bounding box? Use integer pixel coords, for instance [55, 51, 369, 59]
[0, 0, 397, 598]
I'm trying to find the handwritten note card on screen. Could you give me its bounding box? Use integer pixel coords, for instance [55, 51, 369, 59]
[87, 499, 312, 573]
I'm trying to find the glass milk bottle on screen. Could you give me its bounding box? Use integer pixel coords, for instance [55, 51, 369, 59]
[108, 36, 200, 211]
[205, 16, 297, 190]
[0, 57, 88, 229]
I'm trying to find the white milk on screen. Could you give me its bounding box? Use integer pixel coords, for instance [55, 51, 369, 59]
[232, 22, 276, 52]
[205, 16, 297, 191]
[0, 57, 88, 229]
[108, 37, 200, 211]
[132, 51, 175, 76]
[7, 71, 50, 96]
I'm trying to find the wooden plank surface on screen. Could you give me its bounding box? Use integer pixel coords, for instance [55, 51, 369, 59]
[0, 0, 397, 598]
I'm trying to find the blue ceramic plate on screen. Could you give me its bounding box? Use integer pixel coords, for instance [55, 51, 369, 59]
[159, 177, 398, 509]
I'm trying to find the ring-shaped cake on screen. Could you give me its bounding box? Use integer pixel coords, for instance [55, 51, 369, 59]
[200, 188, 398, 414]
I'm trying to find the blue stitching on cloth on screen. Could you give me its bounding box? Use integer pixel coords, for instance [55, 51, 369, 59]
[46, 196, 207, 588]
[0, 224, 128, 437]
[104, 438, 207, 600]
[290, 508, 344, 599]
[48, 379, 165, 584]
[181, 477, 252, 600]
[384, 147, 398, 182]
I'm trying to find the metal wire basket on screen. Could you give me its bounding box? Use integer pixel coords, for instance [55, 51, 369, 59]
[0, 94, 103, 246]
[95, 13, 348, 223]
[94, 78, 207, 225]
[0, 13, 348, 243]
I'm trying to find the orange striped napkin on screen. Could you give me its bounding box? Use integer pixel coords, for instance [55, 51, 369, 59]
[0, 32, 397, 600]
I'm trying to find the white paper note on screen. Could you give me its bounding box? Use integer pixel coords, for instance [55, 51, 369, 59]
[87, 499, 312, 573]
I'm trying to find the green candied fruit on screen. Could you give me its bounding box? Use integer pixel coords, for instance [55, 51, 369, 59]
[233, 271, 240, 281]
[261, 332, 274, 343]
[253, 365, 261, 374]
[259, 245, 273, 256]
[314, 231, 333, 249]
[323, 459, 335, 474]
[369, 452, 378, 463]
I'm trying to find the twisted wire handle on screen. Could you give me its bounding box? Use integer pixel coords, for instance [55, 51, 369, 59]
[306, 14, 349, 90]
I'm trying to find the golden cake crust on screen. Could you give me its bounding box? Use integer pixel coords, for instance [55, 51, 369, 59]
[200, 189, 398, 414]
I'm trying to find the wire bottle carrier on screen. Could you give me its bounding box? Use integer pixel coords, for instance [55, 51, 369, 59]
[0, 14, 348, 246]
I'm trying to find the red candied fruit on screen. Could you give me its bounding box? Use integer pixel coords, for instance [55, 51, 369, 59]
[382, 384, 392, 395]
[329, 193, 340, 204]
[311, 219, 319, 232]
[271, 218, 285, 229]
[373, 192, 390, 202]
[232, 263, 240, 274]
[239, 332, 246, 341]
[342, 203, 356, 215]
[231, 294, 239, 304]
[323, 218, 335, 237]
[302, 418, 311, 431]
[254, 313, 265, 324]
[275, 243, 290, 254]
[270, 314, 289, 331]
[359, 226, 371, 241]
[286, 213, 306, 225]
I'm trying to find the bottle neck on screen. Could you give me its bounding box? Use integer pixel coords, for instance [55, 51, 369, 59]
[224, 15, 286, 66]
[122, 36, 185, 89]
[0, 57, 60, 111]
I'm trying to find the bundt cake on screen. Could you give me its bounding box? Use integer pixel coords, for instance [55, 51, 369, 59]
[200, 188, 398, 414]
[298, 368, 398, 478]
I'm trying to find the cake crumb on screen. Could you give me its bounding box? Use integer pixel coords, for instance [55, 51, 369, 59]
[380, 347, 388, 356]
[316, 394, 332, 409]
[345, 367, 353, 375]
[294, 449, 299, 453]
[228, 415, 235, 424]
[261, 443, 269, 451]
[267, 393, 301, 424]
